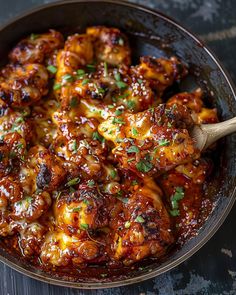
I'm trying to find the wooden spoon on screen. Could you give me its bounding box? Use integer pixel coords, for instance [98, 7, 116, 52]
[191, 117, 236, 151]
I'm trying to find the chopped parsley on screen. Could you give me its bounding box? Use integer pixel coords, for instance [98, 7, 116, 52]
[92, 131, 105, 143]
[158, 139, 170, 146]
[116, 81, 128, 89]
[167, 122, 172, 128]
[30, 33, 39, 40]
[137, 79, 143, 84]
[112, 117, 125, 125]
[170, 187, 184, 210]
[77, 69, 85, 77]
[62, 74, 74, 83]
[110, 170, 117, 179]
[114, 109, 123, 116]
[169, 209, 180, 217]
[132, 127, 138, 136]
[88, 180, 95, 187]
[127, 100, 136, 110]
[83, 199, 90, 205]
[71, 140, 77, 153]
[15, 117, 24, 124]
[47, 65, 57, 74]
[16, 143, 24, 150]
[136, 160, 153, 173]
[72, 207, 82, 212]
[82, 79, 90, 86]
[114, 72, 121, 81]
[127, 145, 139, 153]
[53, 83, 61, 90]
[104, 62, 108, 77]
[66, 177, 80, 187]
[135, 215, 145, 223]
[80, 223, 89, 230]
[118, 93, 129, 99]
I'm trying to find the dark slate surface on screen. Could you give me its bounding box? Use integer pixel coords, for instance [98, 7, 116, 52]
[0, 0, 236, 294]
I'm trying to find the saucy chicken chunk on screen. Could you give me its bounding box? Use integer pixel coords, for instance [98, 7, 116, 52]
[0, 26, 218, 277]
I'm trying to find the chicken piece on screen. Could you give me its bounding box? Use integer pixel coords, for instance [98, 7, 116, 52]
[40, 231, 106, 266]
[87, 26, 131, 65]
[55, 183, 113, 235]
[0, 109, 32, 143]
[0, 132, 27, 177]
[131, 56, 187, 95]
[9, 30, 64, 64]
[110, 178, 174, 265]
[64, 33, 94, 65]
[159, 159, 211, 243]
[19, 145, 66, 194]
[0, 177, 23, 236]
[0, 63, 48, 107]
[54, 34, 93, 98]
[18, 222, 47, 256]
[167, 88, 203, 113]
[167, 88, 218, 124]
[10, 191, 51, 222]
[99, 103, 199, 176]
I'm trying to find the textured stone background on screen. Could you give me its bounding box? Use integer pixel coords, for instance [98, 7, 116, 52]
[0, 1, 236, 294]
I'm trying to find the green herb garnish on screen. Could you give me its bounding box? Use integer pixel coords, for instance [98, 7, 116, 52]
[127, 100, 136, 110]
[170, 187, 184, 210]
[159, 139, 170, 147]
[88, 180, 95, 187]
[53, 83, 62, 90]
[137, 79, 143, 84]
[169, 209, 180, 217]
[127, 145, 139, 154]
[72, 207, 82, 212]
[80, 223, 89, 230]
[112, 117, 125, 125]
[82, 79, 90, 86]
[104, 62, 108, 77]
[30, 33, 39, 40]
[66, 177, 80, 186]
[47, 65, 57, 74]
[77, 69, 85, 77]
[136, 160, 153, 173]
[132, 127, 138, 136]
[114, 109, 123, 116]
[110, 170, 117, 179]
[92, 131, 105, 143]
[135, 215, 145, 223]
[116, 81, 128, 89]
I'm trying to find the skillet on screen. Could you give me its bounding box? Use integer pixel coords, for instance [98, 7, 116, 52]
[0, 0, 236, 289]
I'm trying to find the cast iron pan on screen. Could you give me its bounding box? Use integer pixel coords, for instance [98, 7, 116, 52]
[0, 0, 236, 289]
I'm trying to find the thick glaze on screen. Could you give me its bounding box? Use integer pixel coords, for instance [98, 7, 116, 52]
[0, 26, 218, 279]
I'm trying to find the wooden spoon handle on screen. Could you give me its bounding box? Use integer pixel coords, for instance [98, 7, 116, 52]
[201, 116, 236, 149]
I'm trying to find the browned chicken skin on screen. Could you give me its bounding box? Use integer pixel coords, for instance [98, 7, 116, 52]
[0, 26, 217, 273]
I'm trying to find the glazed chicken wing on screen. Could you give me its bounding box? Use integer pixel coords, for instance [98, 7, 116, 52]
[99, 103, 199, 176]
